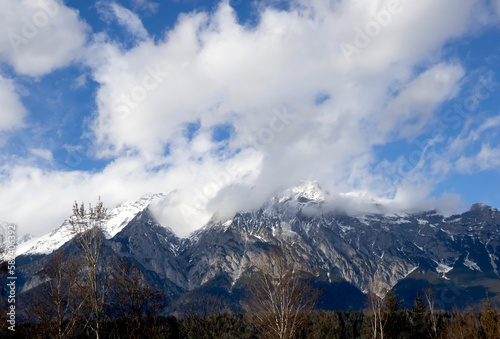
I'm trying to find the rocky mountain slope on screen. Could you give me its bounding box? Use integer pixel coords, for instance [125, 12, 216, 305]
[7, 183, 500, 310]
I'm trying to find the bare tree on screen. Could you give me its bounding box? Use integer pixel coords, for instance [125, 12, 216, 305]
[24, 250, 86, 338]
[245, 246, 317, 339]
[0, 261, 9, 335]
[69, 198, 108, 339]
[42, 250, 86, 339]
[424, 288, 438, 338]
[108, 258, 167, 338]
[441, 310, 482, 339]
[365, 291, 387, 339]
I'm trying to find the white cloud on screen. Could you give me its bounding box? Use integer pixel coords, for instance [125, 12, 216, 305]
[29, 148, 53, 161]
[457, 145, 500, 173]
[446, 115, 500, 175]
[129, 0, 159, 15]
[97, 2, 149, 41]
[0, 0, 496, 237]
[80, 0, 486, 233]
[475, 145, 500, 170]
[379, 63, 465, 139]
[0, 156, 163, 237]
[0, 0, 89, 76]
[494, 0, 500, 19]
[0, 75, 26, 132]
[73, 74, 87, 89]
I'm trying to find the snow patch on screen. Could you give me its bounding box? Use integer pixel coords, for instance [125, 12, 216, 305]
[439, 228, 455, 241]
[357, 216, 370, 226]
[393, 218, 411, 224]
[464, 253, 482, 272]
[413, 243, 424, 251]
[278, 222, 297, 238]
[433, 260, 453, 280]
[338, 223, 353, 234]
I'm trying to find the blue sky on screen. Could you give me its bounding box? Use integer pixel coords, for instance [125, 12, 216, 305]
[0, 0, 500, 236]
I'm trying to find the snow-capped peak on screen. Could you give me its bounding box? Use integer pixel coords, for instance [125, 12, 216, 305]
[13, 193, 166, 258]
[278, 181, 326, 203]
[104, 193, 166, 238]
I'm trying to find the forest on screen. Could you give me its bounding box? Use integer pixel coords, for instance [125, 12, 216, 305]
[1, 295, 500, 338]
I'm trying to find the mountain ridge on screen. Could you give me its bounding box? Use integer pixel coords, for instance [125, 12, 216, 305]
[4, 183, 500, 310]
[8, 182, 494, 257]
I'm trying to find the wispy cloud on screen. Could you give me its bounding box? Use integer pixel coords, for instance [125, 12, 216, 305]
[129, 0, 159, 15]
[97, 1, 149, 40]
[0, 75, 26, 132]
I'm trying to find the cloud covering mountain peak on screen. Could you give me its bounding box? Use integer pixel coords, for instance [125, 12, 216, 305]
[0, 0, 499, 237]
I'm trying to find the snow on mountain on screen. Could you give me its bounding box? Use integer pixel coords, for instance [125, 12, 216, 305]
[104, 193, 166, 238]
[433, 260, 454, 280]
[277, 181, 326, 203]
[464, 252, 482, 272]
[13, 193, 166, 258]
[6, 182, 500, 310]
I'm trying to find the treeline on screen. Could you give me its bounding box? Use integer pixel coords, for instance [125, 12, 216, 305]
[2, 304, 500, 339]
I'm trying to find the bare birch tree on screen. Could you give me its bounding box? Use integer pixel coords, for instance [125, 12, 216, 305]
[40, 250, 86, 339]
[69, 198, 108, 339]
[245, 246, 317, 339]
[366, 291, 387, 339]
[424, 288, 439, 338]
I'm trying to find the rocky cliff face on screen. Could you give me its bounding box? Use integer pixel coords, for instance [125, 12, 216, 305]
[10, 184, 500, 309]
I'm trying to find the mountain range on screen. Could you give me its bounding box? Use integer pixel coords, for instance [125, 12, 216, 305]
[4, 182, 500, 311]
